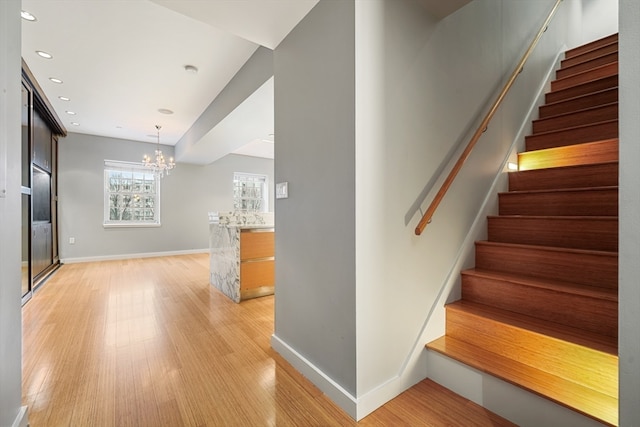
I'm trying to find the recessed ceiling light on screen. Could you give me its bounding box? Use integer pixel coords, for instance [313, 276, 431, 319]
[65, 111, 76, 115]
[184, 64, 198, 74]
[70, 122, 80, 126]
[49, 77, 63, 84]
[58, 96, 70, 101]
[36, 50, 53, 59]
[158, 108, 173, 115]
[21, 10, 37, 21]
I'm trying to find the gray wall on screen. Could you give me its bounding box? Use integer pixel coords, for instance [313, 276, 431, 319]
[0, 0, 25, 425]
[619, 0, 640, 424]
[273, 0, 357, 398]
[58, 132, 273, 261]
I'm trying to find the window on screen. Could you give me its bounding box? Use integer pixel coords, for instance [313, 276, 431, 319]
[104, 160, 160, 227]
[233, 172, 268, 212]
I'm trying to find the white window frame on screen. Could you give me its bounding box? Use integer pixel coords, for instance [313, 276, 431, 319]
[103, 160, 161, 228]
[233, 172, 268, 213]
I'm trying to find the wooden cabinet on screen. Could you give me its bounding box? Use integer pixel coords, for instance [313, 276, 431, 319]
[32, 110, 52, 172]
[22, 60, 66, 300]
[32, 223, 52, 279]
[239, 229, 275, 300]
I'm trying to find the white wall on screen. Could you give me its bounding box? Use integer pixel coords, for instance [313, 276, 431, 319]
[619, 0, 640, 425]
[58, 132, 273, 261]
[579, 0, 619, 45]
[272, 0, 357, 412]
[0, 0, 27, 426]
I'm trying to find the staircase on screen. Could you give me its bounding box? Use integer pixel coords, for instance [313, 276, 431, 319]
[426, 34, 619, 426]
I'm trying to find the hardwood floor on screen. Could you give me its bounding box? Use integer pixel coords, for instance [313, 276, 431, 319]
[22, 254, 515, 426]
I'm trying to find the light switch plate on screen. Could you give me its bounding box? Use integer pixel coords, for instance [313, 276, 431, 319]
[276, 182, 288, 199]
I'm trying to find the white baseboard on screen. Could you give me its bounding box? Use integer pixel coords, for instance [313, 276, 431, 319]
[427, 351, 605, 427]
[270, 334, 358, 419]
[354, 362, 427, 420]
[60, 248, 208, 264]
[12, 406, 28, 427]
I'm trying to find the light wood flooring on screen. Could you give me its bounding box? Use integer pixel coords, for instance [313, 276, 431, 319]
[22, 254, 515, 426]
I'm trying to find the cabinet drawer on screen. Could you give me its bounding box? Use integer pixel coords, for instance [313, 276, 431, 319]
[240, 260, 274, 290]
[240, 230, 274, 260]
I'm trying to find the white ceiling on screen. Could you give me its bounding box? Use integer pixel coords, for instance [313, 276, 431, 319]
[21, 0, 471, 164]
[21, 0, 317, 160]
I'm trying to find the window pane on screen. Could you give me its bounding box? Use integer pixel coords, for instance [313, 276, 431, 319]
[104, 161, 160, 225]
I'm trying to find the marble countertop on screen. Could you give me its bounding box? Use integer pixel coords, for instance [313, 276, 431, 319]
[208, 211, 274, 228]
[238, 225, 275, 230]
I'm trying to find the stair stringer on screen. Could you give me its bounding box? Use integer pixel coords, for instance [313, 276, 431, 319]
[427, 351, 607, 427]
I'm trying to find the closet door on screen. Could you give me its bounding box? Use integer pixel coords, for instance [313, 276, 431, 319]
[32, 111, 52, 173]
[21, 82, 32, 300]
[32, 166, 52, 280]
[30, 107, 54, 283]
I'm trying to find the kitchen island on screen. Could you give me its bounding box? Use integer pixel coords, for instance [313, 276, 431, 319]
[209, 211, 274, 303]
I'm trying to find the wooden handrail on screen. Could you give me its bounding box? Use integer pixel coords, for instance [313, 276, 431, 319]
[415, 0, 563, 236]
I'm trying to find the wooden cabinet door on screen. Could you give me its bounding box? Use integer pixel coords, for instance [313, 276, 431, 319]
[32, 110, 52, 172]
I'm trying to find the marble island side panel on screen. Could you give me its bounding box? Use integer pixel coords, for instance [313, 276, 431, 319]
[209, 224, 241, 303]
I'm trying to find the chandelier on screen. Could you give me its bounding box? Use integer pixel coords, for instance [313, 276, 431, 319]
[143, 125, 175, 178]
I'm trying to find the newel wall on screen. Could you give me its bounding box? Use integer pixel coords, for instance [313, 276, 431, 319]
[619, 0, 640, 425]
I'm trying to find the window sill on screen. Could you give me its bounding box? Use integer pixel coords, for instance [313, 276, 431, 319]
[103, 222, 161, 229]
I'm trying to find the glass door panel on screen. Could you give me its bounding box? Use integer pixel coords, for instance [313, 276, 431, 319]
[22, 192, 31, 299]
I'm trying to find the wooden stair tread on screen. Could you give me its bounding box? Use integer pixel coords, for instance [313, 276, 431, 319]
[520, 138, 619, 169]
[487, 214, 618, 220]
[532, 102, 617, 134]
[498, 186, 617, 217]
[524, 120, 618, 151]
[528, 118, 617, 139]
[427, 335, 618, 426]
[539, 87, 618, 118]
[475, 240, 618, 289]
[462, 268, 617, 337]
[445, 300, 617, 356]
[561, 42, 618, 68]
[546, 74, 617, 104]
[462, 268, 617, 301]
[508, 161, 618, 191]
[556, 51, 618, 79]
[502, 185, 617, 196]
[564, 33, 618, 59]
[551, 62, 618, 92]
[475, 240, 617, 257]
[487, 215, 618, 252]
